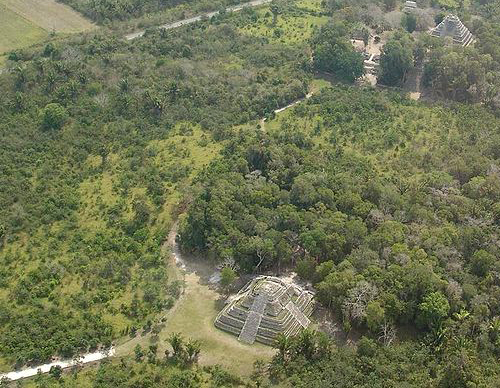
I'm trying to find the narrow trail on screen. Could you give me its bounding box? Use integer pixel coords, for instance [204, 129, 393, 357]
[260, 91, 314, 129]
[125, 0, 272, 40]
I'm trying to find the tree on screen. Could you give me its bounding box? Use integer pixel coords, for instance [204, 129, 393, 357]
[402, 13, 417, 33]
[147, 344, 158, 364]
[40, 103, 67, 130]
[312, 24, 364, 83]
[134, 344, 144, 361]
[270, 0, 282, 26]
[49, 365, 62, 380]
[168, 332, 185, 360]
[378, 35, 414, 86]
[470, 250, 495, 277]
[435, 12, 446, 25]
[384, 0, 397, 11]
[418, 292, 450, 329]
[357, 336, 377, 357]
[185, 339, 201, 364]
[366, 300, 385, 332]
[220, 267, 237, 290]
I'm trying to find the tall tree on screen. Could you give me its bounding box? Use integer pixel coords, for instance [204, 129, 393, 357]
[378, 34, 414, 86]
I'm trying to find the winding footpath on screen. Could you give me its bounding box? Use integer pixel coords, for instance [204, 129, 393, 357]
[125, 0, 272, 40]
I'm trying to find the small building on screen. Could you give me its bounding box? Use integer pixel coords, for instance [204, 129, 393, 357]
[404, 1, 418, 13]
[214, 276, 315, 345]
[430, 14, 473, 47]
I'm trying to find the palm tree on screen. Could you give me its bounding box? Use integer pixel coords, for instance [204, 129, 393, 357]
[167, 332, 185, 359]
[185, 339, 201, 364]
[274, 334, 291, 362]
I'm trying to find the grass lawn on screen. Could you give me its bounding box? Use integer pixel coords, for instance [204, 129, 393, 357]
[0, 4, 48, 55]
[116, 265, 276, 376]
[239, 8, 328, 44]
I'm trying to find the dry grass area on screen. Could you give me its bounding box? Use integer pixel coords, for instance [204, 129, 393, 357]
[1, 0, 94, 33]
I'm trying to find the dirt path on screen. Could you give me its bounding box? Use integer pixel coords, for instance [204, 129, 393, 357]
[260, 91, 314, 129]
[125, 0, 272, 40]
[0, 92, 317, 380]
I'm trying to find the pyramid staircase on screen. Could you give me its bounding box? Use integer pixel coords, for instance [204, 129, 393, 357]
[430, 14, 473, 47]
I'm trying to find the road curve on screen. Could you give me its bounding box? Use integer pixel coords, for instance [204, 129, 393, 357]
[125, 0, 272, 40]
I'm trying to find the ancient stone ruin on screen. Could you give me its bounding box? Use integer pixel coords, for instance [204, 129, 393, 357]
[430, 14, 473, 47]
[404, 1, 417, 13]
[214, 276, 315, 345]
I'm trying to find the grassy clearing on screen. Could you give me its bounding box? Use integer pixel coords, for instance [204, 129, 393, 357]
[239, 8, 328, 44]
[296, 0, 323, 12]
[1, 0, 94, 33]
[0, 0, 93, 56]
[0, 4, 47, 55]
[157, 271, 275, 375]
[72, 126, 223, 340]
[116, 266, 276, 376]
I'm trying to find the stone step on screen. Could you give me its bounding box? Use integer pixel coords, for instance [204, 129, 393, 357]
[238, 293, 268, 344]
[286, 300, 311, 328]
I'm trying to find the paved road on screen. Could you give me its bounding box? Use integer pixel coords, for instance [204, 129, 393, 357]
[125, 0, 272, 40]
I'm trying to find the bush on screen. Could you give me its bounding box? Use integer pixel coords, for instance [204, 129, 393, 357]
[40, 103, 67, 131]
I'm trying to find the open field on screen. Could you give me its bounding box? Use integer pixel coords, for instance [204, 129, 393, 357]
[239, 7, 328, 44]
[1, 0, 94, 33]
[116, 248, 276, 376]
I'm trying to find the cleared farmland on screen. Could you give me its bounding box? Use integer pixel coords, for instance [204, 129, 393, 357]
[1, 0, 94, 33]
[0, 0, 93, 60]
[0, 4, 48, 55]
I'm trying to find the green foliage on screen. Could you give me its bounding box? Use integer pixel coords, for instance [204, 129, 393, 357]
[365, 300, 385, 332]
[402, 13, 417, 33]
[0, 15, 309, 367]
[418, 291, 450, 329]
[379, 33, 414, 86]
[423, 27, 500, 107]
[40, 103, 67, 130]
[470, 249, 495, 277]
[59, 0, 243, 23]
[312, 23, 364, 83]
[167, 332, 201, 366]
[220, 267, 237, 289]
[180, 85, 500, 382]
[384, 0, 397, 11]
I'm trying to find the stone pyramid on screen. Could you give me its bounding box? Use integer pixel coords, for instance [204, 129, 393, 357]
[214, 276, 315, 345]
[430, 14, 473, 47]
